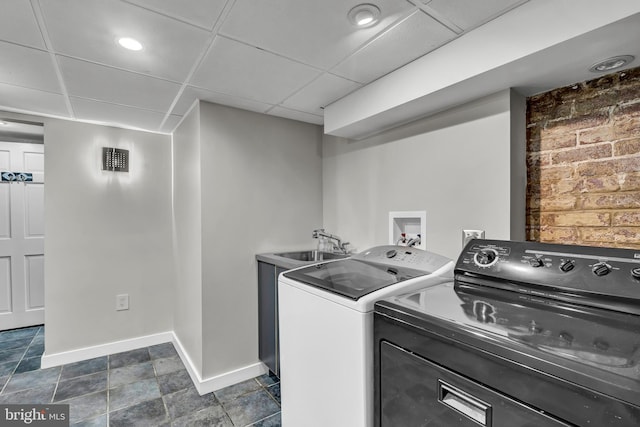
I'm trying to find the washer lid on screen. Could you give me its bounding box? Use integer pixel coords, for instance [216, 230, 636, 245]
[283, 258, 430, 300]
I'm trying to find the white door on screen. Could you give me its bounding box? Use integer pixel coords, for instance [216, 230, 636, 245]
[0, 141, 45, 330]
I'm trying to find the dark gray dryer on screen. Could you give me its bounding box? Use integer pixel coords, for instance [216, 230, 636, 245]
[374, 239, 640, 427]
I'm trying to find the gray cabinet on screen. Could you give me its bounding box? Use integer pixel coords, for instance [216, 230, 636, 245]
[258, 261, 286, 377]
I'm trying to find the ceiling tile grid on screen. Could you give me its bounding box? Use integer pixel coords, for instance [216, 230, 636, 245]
[0, 0, 46, 49]
[0, 0, 578, 135]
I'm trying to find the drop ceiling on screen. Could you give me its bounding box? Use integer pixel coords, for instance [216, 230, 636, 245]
[0, 0, 638, 137]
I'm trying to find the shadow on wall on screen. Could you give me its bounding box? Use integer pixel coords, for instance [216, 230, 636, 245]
[526, 66, 640, 249]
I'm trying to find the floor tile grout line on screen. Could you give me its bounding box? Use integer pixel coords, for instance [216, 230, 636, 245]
[0, 326, 44, 396]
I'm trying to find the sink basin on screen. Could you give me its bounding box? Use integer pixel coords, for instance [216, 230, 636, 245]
[274, 250, 347, 262]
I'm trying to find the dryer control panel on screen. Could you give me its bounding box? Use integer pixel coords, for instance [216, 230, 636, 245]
[354, 245, 452, 274]
[456, 239, 640, 314]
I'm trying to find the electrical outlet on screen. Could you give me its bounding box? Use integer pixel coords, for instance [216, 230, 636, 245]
[116, 294, 129, 311]
[462, 230, 485, 247]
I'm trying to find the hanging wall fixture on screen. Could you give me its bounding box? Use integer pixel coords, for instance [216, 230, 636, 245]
[102, 147, 129, 172]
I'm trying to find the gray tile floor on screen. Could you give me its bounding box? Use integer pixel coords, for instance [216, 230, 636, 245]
[0, 326, 281, 426]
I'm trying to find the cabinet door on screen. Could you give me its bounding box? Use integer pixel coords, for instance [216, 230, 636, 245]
[380, 341, 571, 427]
[258, 262, 277, 374]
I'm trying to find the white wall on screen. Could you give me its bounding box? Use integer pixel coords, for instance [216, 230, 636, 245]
[41, 118, 174, 354]
[198, 102, 323, 380]
[323, 90, 523, 260]
[172, 103, 203, 374]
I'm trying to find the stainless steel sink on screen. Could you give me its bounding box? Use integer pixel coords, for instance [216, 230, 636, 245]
[274, 250, 347, 262]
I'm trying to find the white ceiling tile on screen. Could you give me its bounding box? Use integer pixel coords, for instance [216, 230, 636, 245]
[0, 82, 69, 117]
[282, 74, 362, 115]
[191, 36, 321, 105]
[173, 86, 272, 116]
[59, 56, 181, 112]
[423, 0, 528, 31]
[0, 0, 45, 49]
[0, 42, 60, 92]
[70, 97, 167, 130]
[220, 0, 416, 69]
[332, 11, 457, 84]
[160, 114, 182, 134]
[124, 0, 227, 30]
[268, 106, 323, 125]
[39, 0, 211, 82]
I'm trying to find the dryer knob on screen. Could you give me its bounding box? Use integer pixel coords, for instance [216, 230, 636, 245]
[386, 249, 397, 259]
[592, 262, 611, 277]
[559, 260, 575, 272]
[529, 258, 544, 268]
[631, 267, 640, 280]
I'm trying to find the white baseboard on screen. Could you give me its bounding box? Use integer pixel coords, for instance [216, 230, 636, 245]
[171, 333, 268, 395]
[40, 331, 174, 369]
[41, 330, 269, 396]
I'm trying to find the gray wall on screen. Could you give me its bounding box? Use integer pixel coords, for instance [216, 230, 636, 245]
[173, 102, 323, 380]
[322, 90, 523, 260]
[41, 117, 174, 354]
[172, 103, 203, 373]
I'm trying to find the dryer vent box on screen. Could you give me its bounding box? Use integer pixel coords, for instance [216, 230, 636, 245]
[102, 147, 129, 172]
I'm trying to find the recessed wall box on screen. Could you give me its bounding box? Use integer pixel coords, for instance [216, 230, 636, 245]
[389, 211, 426, 250]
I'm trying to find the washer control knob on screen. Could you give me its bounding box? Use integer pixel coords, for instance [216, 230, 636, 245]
[631, 267, 640, 280]
[386, 249, 397, 259]
[474, 249, 498, 267]
[559, 260, 575, 273]
[529, 258, 544, 268]
[592, 262, 611, 277]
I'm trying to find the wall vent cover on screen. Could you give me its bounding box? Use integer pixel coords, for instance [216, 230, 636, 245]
[102, 147, 129, 172]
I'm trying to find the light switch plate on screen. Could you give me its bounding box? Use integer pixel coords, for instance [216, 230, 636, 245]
[116, 294, 129, 311]
[462, 230, 485, 247]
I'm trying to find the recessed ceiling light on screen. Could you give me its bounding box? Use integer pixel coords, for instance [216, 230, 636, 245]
[348, 4, 381, 28]
[118, 37, 143, 51]
[589, 55, 634, 73]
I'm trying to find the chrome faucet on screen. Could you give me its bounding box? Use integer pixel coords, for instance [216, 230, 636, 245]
[312, 229, 350, 254]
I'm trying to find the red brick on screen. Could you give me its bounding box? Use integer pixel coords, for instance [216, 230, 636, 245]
[546, 111, 609, 132]
[538, 131, 576, 151]
[580, 192, 640, 210]
[578, 125, 614, 144]
[583, 176, 620, 192]
[613, 115, 640, 139]
[574, 91, 618, 116]
[554, 179, 584, 195]
[539, 226, 579, 244]
[612, 210, 640, 226]
[621, 172, 640, 191]
[614, 138, 640, 156]
[542, 212, 610, 227]
[540, 196, 577, 211]
[575, 160, 615, 177]
[613, 157, 640, 173]
[551, 144, 612, 165]
[580, 227, 640, 244]
[539, 166, 574, 182]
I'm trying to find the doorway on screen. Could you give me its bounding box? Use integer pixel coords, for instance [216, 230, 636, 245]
[0, 120, 45, 331]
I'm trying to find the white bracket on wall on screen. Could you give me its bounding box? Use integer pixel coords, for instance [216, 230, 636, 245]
[389, 211, 426, 250]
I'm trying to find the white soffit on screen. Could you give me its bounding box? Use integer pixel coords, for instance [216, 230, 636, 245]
[324, 0, 640, 139]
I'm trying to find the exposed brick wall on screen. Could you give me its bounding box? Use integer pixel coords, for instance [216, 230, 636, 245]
[526, 66, 640, 249]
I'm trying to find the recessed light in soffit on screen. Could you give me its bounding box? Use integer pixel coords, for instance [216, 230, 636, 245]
[589, 55, 635, 73]
[118, 37, 143, 51]
[348, 4, 381, 27]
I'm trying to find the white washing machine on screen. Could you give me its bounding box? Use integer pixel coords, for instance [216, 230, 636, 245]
[278, 245, 454, 427]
